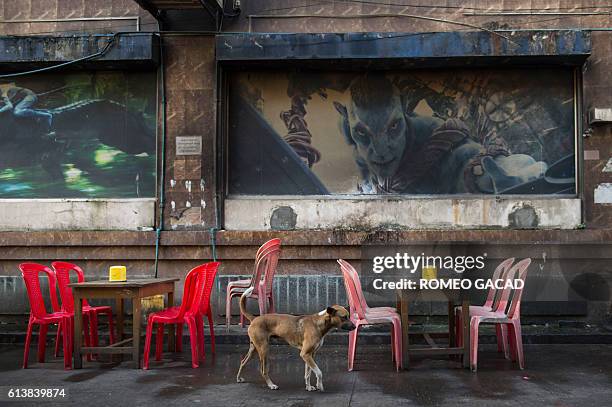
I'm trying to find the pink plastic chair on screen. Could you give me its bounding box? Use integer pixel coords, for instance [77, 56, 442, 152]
[225, 239, 281, 328]
[338, 259, 402, 371]
[143, 262, 220, 369]
[20, 263, 72, 369]
[455, 258, 515, 356]
[467, 258, 531, 372]
[52, 262, 115, 358]
[236, 246, 281, 327]
[174, 263, 219, 358]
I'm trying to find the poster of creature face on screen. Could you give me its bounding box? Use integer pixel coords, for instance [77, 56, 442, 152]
[228, 68, 576, 196]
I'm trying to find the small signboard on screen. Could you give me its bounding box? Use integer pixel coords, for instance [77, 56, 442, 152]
[176, 136, 202, 155]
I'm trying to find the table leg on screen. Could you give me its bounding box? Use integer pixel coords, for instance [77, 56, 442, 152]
[167, 290, 175, 352]
[132, 297, 142, 368]
[400, 291, 409, 369]
[73, 294, 83, 369]
[448, 300, 456, 349]
[462, 299, 470, 368]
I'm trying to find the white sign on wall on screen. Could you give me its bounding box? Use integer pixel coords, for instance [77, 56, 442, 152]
[176, 136, 202, 155]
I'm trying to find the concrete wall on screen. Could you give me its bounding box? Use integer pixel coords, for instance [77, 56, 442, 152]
[225, 198, 582, 230]
[0, 199, 155, 231]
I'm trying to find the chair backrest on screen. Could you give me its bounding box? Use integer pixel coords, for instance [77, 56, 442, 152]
[19, 263, 61, 319]
[261, 245, 281, 295]
[51, 261, 87, 313]
[492, 258, 531, 318]
[256, 238, 281, 260]
[484, 258, 515, 309]
[248, 246, 280, 291]
[175, 264, 208, 319]
[506, 258, 531, 320]
[338, 259, 368, 320]
[200, 262, 220, 314]
[246, 239, 282, 287]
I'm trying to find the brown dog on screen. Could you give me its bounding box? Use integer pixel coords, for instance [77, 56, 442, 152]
[236, 287, 356, 391]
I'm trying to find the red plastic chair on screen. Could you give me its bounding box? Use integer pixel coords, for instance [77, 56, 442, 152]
[52, 262, 116, 358]
[20, 263, 72, 369]
[467, 258, 531, 372]
[455, 258, 515, 356]
[236, 245, 281, 327]
[338, 259, 402, 371]
[175, 262, 219, 358]
[143, 262, 220, 369]
[225, 239, 281, 328]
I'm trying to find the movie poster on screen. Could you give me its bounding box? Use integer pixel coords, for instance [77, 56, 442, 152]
[0, 71, 156, 198]
[228, 69, 575, 195]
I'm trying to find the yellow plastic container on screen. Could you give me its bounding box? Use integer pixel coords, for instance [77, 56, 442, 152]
[421, 266, 438, 280]
[109, 265, 127, 282]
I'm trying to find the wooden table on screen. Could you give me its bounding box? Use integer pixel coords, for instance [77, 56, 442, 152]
[70, 278, 178, 369]
[397, 289, 470, 369]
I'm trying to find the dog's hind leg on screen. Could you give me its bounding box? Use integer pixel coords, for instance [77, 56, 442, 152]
[236, 342, 255, 383]
[258, 344, 278, 390]
[301, 352, 324, 391]
[304, 363, 315, 391]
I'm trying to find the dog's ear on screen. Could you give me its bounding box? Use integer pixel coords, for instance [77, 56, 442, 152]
[326, 307, 337, 316]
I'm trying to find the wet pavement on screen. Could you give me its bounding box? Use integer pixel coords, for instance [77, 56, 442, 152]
[1, 343, 611, 406]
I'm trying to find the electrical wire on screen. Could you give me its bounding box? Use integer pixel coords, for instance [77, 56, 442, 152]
[0, 33, 118, 78]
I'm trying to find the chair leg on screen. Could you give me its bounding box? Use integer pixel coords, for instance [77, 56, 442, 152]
[267, 295, 275, 314]
[500, 325, 510, 360]
[62, 318, 71, 370]
[195, 316, 205, 362]
[258, 292, 267, 316]
[469, 318, 481, 372]
[390, 325, 395, 362]
[393, 320, 403, 371]
[175, 324, 183, 352]
[143, 318, 154, 369]
[186, 317, 199, 368]
[510, 321, 525, 369]
[54, 321, 62, 357]
[88, 312, 97, 361]
[348, 325, 359, 371]
[37, 324, 48, 363]
[155, 323, 164, 361]
[23, 319, 34, 368]
[207, 309, 216, 355]
[90, 312, 99, 348]
[83, 315, 92, 362]
[68, 316, 74, 357]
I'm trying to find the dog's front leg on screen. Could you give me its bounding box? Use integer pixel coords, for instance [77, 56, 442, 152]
[301, 352, 324, 391]
[304, 363, 316, 391]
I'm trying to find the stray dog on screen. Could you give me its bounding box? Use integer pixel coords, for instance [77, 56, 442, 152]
[236, 287, 356, 391]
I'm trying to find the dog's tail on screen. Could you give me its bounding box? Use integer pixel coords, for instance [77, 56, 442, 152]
[239, 287, 255, 322]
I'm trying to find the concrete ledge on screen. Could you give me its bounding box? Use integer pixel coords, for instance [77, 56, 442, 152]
[0, 33, 159, 71]
[0, 199, 155, 231]
[224, 198, 582, 230]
